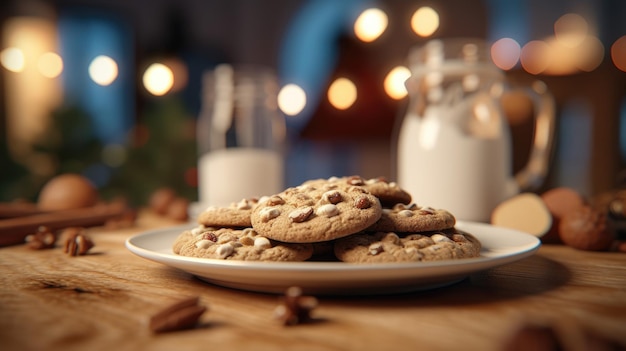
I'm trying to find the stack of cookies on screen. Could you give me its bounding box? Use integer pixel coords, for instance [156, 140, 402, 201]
[172, 176, 481, 263]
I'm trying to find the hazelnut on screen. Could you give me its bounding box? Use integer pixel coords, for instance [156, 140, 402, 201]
[38, 174, 99, 211]
[541, 187, 586, 243]
[559, 206, 614, 251]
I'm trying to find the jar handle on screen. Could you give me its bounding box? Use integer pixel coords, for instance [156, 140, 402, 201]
[513, 80, 556, 191]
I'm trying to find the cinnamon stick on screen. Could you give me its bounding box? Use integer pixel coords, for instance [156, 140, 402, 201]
[0, 204, 132, 247]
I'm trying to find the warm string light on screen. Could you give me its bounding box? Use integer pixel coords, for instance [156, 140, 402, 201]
[327, 77, 357, 110]
[277, 83, 306, 116]
[89, 55, 118, 86]
[354, 8, 388, 43]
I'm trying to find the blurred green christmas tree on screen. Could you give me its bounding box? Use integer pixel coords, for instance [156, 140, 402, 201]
[1, 96, 198, 206]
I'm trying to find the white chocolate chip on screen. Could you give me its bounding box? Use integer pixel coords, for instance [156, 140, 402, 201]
[419, 206, 435, 214]
[432, 234, 453, 243]
[254, 236, 271, 250]
[260, 207, 281, 222]
[368, 243, 384, 255]
[195, 239, 215, 249]
[404, 247, 418, 255]
[316, 204, 339, 217]
[398, 210, 414, 217]
[239, 236, 254, 246]
[235, 198, 253, 210]
[191, 225, 208, 236]
[216, 243, 234, 259]
[242, 228, 257, 237]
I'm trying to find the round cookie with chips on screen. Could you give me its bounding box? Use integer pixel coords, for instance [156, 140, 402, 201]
[250, 182, 383, 243]
[333, 229, 481, 263]
[303, 175, 411, 208]
[197, 198, 258, 228]
[173, 225, 313, 261]
[367, 203, 456, 232]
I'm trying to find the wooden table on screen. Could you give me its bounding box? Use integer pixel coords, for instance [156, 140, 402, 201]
[1, 211, 625, 351]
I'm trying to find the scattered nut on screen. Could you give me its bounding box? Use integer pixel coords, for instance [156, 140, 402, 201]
[25, 226, 57, 250]
[62, 227, 94, 256]
[274, 286, 318, 326]
[149, 296, 207, 334]
[559, 206, 614, 251]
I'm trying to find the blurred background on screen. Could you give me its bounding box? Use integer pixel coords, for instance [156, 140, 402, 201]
[1, 0, 625, 207]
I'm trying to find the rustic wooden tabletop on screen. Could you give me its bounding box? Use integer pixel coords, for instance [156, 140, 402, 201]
[1, 211, 625, 351]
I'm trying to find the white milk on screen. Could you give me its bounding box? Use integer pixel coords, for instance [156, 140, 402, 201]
[198, 148, 284, 207]
[397, 112, 517, 222]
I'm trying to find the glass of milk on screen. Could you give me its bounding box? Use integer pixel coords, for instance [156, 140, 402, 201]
[197, 64, 286, 207]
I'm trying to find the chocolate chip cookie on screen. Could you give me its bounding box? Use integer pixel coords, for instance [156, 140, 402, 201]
[303, 175, 411, 207]
[250, 182, 383, 243]
[367, 203, 456, 232]
[197, 198, 259, 228]
[173, 225, 313, 261]
[334, 229, 481, 263]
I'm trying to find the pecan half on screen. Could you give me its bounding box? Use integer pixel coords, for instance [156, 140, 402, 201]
[274, 286, 318, 326]
[288, 206, 313, 223]
[62, 227, 94, 256]
[149, 296, 207, 333]
[354, 196, 372, 209]
[25, 226, 57, 250]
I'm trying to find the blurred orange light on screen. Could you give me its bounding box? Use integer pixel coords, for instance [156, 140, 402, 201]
[575, 35, 604, 72]
[37, 52, 63, 78]
[611, 35, 626, 72]
[554, 13, 588, 48]
[410, 7, 439, 37]
[520, 40, 551, 75]
[354, 8, 388, 43]
[491, 38, 520, 70]
[384, 66, 411, 100]
[328, 78, 357, 110]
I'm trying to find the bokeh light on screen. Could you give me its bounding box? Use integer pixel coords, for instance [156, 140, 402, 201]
[491, 38, 521, 70]
[328, 77, 357, 110]
[410, 7, 439, 37]
[277, 83, 307, 116]
[354, 8, 388, 43]
[554, 13, 588, 48]
[384, 66, 411, 100]
[143, 63, 174, 96]
[88, 55, 118, 86]
[574, 35, 604, 72]
[611, 35, 626, 72]
[37, 52, 63, 78]
[520, 40, 551, 75]
[0, 47, 25, 72]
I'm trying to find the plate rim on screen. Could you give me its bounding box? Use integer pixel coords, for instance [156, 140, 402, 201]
[125, 221, 540, 272]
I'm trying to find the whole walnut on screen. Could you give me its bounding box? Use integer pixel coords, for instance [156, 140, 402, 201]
[559, 206, 614, 251]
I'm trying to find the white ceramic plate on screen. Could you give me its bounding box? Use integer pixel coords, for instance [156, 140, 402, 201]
[125, 221, 540, 295]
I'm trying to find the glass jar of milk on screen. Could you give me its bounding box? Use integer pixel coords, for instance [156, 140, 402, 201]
[197, 64, 286, 207]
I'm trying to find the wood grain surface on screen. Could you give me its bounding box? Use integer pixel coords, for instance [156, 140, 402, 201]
[1, 211, 625, 351]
